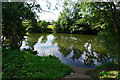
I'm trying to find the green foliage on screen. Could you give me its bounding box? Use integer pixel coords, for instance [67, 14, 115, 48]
[54, 1, 120, 57]
[48, 25, 54, 29]
[92, 70, 119, 79]
[2, 2, 40, 48]
[23, 48, 38, 55]
[39, 20, 48, 29]
[97, 25, 120, 60]
[58, 1, 120, 61]
[2, 49, 73, 79]
[96, 62, 114, 69]
[35, 20, 53, 33]
[91, 62, 120, 79]
[30, 19, 42, 33]
[53, 1, 100, 34]
[98, 71, 118, 78]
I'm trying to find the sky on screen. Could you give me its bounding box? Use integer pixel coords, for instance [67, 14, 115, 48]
[35, 0, 64, 22]
[30, 0, 117, 22]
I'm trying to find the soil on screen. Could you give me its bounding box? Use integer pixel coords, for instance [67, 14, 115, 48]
[60, 65, 94, 80]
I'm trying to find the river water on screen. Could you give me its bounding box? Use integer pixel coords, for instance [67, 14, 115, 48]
[21, 33, 112, 68]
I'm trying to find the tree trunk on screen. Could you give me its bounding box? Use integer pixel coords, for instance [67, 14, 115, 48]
[112, 2, 120, 42]
[113, 20, 120, 40]
[10, 25, 20, 49]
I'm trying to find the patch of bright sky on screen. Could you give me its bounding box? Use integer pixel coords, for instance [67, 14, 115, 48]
[35, 0, 64, 22]
[28, 0, 115, 22]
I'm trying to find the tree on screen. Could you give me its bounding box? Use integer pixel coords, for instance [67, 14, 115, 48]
[38, 20, 48, 33]
[79, 2, 120, 61]
[54, 1, 120, 62]
[79, 2, 120, 38]
[54, 1, 100, 34]
[2, 2, 40, 49]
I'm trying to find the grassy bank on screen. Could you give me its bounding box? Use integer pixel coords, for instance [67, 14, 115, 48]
[2, 49, 72, 79]
[90, 62, 120, 79]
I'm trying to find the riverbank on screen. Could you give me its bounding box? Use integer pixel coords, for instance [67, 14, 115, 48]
[60, 63, 120, 79]
[59, 65, 93, 80]
[2, 49, 72, 79]
[62, 65, 92, 78]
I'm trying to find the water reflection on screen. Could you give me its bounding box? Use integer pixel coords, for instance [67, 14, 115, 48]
[21, 33, 114, 68]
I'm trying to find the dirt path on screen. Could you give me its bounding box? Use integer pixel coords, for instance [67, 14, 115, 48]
[61, 65, 93, 80]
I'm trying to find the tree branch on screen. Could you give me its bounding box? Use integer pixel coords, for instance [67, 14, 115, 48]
[92, 3, 113, 22]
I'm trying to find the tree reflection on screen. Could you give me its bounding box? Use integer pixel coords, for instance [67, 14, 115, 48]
[52, 34, 115, 66]
[24, 33, 49, 50]
[40, 34, 48, 43]
[21, 33, 117, 66]
[71, 48, 82, 61]
[58, 47, 72, 57]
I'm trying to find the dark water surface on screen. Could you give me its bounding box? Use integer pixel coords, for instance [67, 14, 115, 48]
[21, 33, 111, 68]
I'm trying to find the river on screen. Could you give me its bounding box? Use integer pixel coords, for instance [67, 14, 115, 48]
[21, 33, 112, 68]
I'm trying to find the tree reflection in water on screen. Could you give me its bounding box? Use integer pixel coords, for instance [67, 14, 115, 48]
[21, 33, 117, 67]
[52, 34, 114, 66]
[22, 33, 48, 50]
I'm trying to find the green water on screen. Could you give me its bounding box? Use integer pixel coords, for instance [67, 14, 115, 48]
[21, 33, 112, 68]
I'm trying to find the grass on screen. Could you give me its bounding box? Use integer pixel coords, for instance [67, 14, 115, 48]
[90, 62, 120, 79]
[2, 48, 72, 79]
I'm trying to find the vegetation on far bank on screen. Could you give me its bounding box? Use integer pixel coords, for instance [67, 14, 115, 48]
[2, 49, 72, 79]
